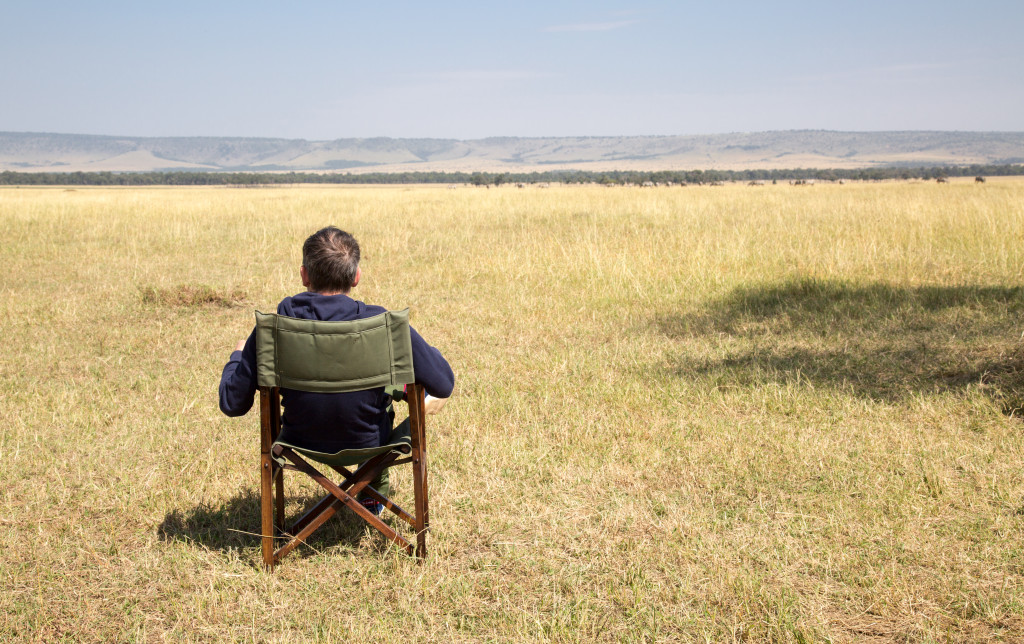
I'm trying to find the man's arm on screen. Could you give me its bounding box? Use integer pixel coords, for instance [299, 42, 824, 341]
[409, 327, 455, 399]
[218, 330, 258, 417]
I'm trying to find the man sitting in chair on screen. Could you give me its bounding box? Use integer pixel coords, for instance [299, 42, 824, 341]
[218, 226, 455, 514]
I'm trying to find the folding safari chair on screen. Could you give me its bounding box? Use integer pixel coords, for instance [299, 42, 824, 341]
[254, 308, 430, 570]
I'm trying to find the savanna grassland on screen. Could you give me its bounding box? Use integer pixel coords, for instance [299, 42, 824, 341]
[2, 180, 1024, 643]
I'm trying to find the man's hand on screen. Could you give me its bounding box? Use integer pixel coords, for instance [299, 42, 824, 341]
[234, 339, 246, 352]
[424, 394, 448, 415]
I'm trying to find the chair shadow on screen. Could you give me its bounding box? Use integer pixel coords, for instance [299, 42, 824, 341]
[656, 278, 1024, 414]
[157, 487, 373, 558]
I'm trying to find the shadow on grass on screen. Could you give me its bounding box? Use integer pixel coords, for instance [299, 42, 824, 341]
[657, 278, 1024, 414]
[157, 488, 372, 558]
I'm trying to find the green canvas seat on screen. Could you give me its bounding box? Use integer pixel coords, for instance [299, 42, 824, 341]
[254, 309, 431, 569]
[272, 414, 412, 469]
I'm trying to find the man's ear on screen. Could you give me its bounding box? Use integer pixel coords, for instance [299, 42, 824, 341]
[300, 265, 310, 288]
[352, 267, 361, 288]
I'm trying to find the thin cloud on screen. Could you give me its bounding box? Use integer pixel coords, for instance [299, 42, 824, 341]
[873, 62, 956, 74]
[423, 70, 555, 82]
[545, 19, 639, 33]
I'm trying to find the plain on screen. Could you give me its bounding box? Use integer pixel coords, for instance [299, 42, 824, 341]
[1, 180, 1023, 642]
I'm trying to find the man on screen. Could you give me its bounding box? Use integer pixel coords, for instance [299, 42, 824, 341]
[219, 226, 454, 512]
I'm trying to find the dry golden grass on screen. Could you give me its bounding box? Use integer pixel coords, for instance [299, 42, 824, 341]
[2, 181, 1024, 642]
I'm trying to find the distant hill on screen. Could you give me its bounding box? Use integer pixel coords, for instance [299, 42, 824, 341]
[1, 131, 1022, 173]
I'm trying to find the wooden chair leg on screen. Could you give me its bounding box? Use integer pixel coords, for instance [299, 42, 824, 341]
[408, 384, 429, 560]
[274, 465, 285, 531]
[259, 386, 281, 570]
[269, 387, 286, 532]
[260, 454, 275, 570]
[412, 459, 428, 560]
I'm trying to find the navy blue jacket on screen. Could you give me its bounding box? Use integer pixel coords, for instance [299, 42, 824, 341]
[219, 292, 455, 452]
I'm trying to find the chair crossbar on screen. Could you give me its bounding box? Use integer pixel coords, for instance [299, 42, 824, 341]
[331, 470, 416, 528]
[272, 445, 414, 559]
[285, 448, 399, 537]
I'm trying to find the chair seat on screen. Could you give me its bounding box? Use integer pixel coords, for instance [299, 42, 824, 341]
[272, 419, 412, 469]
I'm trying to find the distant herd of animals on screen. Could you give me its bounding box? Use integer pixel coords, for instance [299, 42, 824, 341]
[460, 176, 990, 188]
[935, 176, 986, 183]
[628, 176, 989, 187]
[629, 177, 990, 187]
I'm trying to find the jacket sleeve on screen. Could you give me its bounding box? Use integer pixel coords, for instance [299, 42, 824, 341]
[409, 326, 455, 398]
[218, 329, 258, 417]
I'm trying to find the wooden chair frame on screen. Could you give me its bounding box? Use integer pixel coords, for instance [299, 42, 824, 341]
[259, 383, 429, 570]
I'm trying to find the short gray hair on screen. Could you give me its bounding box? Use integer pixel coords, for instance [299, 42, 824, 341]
[301, 227, 360, 293]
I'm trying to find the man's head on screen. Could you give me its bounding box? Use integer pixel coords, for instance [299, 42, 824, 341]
[300, 227, 361, 294]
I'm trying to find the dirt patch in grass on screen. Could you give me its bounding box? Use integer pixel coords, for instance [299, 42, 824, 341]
[140, 284, 246, 308]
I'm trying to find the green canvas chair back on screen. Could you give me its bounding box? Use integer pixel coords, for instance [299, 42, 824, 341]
[254, 308, 414, 393]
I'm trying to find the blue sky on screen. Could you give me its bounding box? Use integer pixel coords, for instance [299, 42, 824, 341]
[3, 0, 1022, 139]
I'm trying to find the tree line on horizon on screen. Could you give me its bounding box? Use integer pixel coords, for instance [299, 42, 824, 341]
[1, 164, 1021, 186]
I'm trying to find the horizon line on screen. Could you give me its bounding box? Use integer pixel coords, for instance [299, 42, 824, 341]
[3, 129, 1024, 142]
